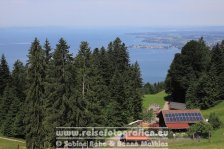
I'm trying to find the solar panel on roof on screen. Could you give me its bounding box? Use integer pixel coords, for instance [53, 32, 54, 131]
[164, 111, 203, 123]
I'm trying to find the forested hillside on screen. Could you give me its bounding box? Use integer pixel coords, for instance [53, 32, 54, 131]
[0, 37, 143, 148]
[165, 38, 224, 109]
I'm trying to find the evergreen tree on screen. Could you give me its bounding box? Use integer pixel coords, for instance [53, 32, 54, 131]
[209, 42, 224, 100]
[73, 41, 100, 127]
[99, 47, 111, 84]
[87, 48, 110, 126]
[130, 62, 143, 120]
[74, 41, 92, 100]
[44, 38, 74, 146]
[11, 60, 27, 100]
[0, 54, 11, 95]
[24, 38, 46, 148]
[186, 74, 218, 109]
[143, 81, 165, 94]
[107, 70, 127, 126]
[109, 38, 129, 72]
[1, 85, 20, 137]
[0, 55, 11, 132]
[11, 60, 27, 138]
[44, 39, 52, 64]
[165, 38, 210, 102]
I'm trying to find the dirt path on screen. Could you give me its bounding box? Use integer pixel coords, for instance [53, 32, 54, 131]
[163, 101, 169, 110]
[0, 136, 25, 143]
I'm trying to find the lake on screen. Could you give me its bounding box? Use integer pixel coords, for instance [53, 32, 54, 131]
[0, 27, 181, 83]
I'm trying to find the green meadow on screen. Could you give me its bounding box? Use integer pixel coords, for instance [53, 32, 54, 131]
[143, 91, 167, 110]
[0, 136, 26, 149]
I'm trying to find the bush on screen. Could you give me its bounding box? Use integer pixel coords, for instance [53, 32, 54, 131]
[188, 122, 213, 139]
[142, 109, 154, 122]
[167, 130, 174, 139]
[209, 112, 223, 129]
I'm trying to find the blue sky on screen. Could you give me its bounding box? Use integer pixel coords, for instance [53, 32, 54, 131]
[0, 0, 224, 27]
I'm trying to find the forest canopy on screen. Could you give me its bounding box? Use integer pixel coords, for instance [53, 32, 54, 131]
[165, 38, 224, 109]
[0, 37, 143, 148]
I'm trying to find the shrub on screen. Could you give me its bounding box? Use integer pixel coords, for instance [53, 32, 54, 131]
[188, 122, 213, 139]
[208, 112, 223, 129]
[142, 109, 154, 122]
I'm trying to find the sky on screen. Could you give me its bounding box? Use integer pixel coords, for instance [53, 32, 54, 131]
[0, 0, 224, 27]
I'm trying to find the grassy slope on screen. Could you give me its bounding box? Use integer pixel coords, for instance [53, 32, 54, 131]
[169, 101, 224, 149]
[142, 92, 224, 149]
[142, 91, 167, 110]
[0, 137, 26, 149]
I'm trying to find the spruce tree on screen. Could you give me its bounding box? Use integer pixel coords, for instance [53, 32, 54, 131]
[129, 62, 143, 120]
[11, 60, 26, 100]
[44, 39, 52, 64]
[0, 55, 11, 131]
[107, 70, 127, 126]
[24, 38, 46, 148]
[44, 38, 74, 146]
[11, 60, 27, 138]
[0, 54, 11, 95]
[86, 48, 110, 126]
[98, 47, 111, 85]
[186, 74, 218, 109]
[73, 41, 92, 127]
[209, 42, 224, 100]
[1, 85, 20, 137]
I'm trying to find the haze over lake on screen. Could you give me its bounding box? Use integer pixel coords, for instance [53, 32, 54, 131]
[1, 26, 224, 83]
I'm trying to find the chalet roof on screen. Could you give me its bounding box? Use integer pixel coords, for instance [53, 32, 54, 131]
[124, 132, 149, 141]
[166, 123, 189, 129]
[169, 102, 186, 110]
[161, 109, 204, 124]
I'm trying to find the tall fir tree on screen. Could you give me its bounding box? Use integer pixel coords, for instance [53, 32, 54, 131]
[44, 38, 74, 146]
[0, 54, 11, 131]
[107, 69, 128, 126]
[11, 60, 27, 138]
[128, 62, 143, 120]
[0, 54, 11, 95]
[1, 85, 20, 137]
[73, 41, 92, 127]
[24, 38, 46, 148]
[44, 39, 52, 64]
[85, 48, 110, 126]
[186, 73, 218, 109]
[209, 42, 224, 100]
